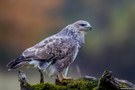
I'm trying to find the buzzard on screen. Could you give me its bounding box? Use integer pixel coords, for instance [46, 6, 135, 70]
[7, 20, 92, 82]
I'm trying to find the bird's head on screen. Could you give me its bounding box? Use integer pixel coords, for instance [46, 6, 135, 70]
[72, 20, 92, 33]
[58, 20, 92, 37]
[58, 20, 92, 46]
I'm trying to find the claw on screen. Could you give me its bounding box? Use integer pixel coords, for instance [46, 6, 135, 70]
[56, 73, 72, 82]
[62, 73, 72, 80]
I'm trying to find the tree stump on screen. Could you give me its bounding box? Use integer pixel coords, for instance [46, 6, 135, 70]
[18, 70, 135, 90]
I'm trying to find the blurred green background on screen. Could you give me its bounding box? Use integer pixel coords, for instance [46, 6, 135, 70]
[0, 0, 135, 90]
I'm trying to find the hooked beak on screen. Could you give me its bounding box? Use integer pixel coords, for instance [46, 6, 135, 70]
[86, 23, 92, 31]
[89, 27, 92, 30]
[86, 26, 92, 31]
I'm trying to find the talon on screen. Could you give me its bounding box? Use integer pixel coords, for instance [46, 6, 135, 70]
[56, 73, 72, 82]
[62, 73, 72, 80]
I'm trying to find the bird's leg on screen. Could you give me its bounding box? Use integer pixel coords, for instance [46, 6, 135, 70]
[56, 73, 72, 83]
[56, 71, 72, 82]
[56, 73, 63, 82]
[38, 69, 44, 83]
[62, 67, 72, 80]
[64, 66, 69, 77]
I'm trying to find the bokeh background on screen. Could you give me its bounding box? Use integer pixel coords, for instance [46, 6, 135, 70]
[0, 0, 135, 90]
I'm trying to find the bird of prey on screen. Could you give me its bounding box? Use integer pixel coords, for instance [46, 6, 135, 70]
[7, 20, 92, 82]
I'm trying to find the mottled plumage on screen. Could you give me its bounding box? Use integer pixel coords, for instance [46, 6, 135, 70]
[7, 20, 92, 81]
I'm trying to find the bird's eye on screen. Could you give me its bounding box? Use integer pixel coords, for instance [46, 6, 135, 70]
[79, 24, 86, 26]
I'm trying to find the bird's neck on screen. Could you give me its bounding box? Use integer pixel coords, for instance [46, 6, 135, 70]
[58, 25, 85, 47]
[74, 32, 85, 47]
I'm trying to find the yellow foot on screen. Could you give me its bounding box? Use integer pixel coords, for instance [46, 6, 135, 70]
[56, 73, 72, 82]
[62, 73, 72, 80]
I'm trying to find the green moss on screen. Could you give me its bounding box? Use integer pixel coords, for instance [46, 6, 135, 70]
[30, 78, 98, 90]
[32, 83, 66, 90]
[119, 82, 129, 88]
[23, 79, 134, 90]
[67, 78, 97, 90]
[24, 72, 134, 90]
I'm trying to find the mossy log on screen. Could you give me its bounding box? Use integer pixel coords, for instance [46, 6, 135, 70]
[18, 70, 135, 90]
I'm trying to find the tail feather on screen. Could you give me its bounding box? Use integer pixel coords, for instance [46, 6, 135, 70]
[10, 61, 27, 70]
[6, 59, 16, 68]
[7, 55, 27, 70]
[7, 56, 53, 71]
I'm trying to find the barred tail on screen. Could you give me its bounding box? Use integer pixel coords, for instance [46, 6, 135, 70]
[7, 55, 27, 70]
